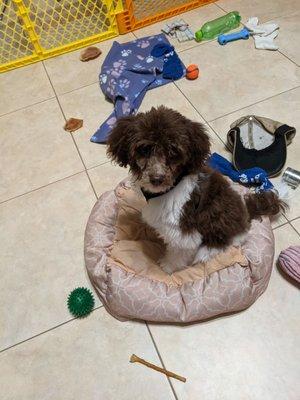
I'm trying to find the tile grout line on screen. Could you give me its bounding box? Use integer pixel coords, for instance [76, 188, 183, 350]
[131, 8, 299, 157]
[0, 159, 112, 205]
[176, 2, 245, 55]
[2, 11, 298, 359]
[259, 9, 297, 27]
[0, 306, 104, 354]
[145, 323, 179, 400]
[86, 160, 111, 171]
[177, 32, 226, 54]
[58, 79, 99, 97]
[263, 10, 300, 25]
[133, 4, 225, 55]
[0, 170, 85, 205]
[272, 220, 290, 231]
[0, 75, 101, 118]
[208, 85, 300, 124]
[177, 38, 215, 54]
[178, 4, 300, 63]
[214, 2, 227, 13]
[214, 3, 299, 25]
[272, 219, 300, 237]
[1, 13, 298, 118]
[288, 216, 300, 224]
[278, 50, 299, 68]
[287, 220, 300, 237]
[174, 83, 300, 233]
[42, 61, 98, 200]
[173, 81, 228, 147]
[40, 35, 138, 97]
[72, 139, 99, 199]
[0, 95, 56, 118]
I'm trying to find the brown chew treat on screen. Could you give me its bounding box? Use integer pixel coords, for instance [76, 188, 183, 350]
[80, 47, 102, 62]
[130, 354, 186, 382]
[64, 118, 83, 132]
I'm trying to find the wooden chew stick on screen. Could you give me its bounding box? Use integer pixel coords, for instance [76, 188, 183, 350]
[130, 354, 186, 382]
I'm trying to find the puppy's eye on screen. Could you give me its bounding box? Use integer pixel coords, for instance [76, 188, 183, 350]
[137, 145, 152, 157]
[169, 146, 181, 161]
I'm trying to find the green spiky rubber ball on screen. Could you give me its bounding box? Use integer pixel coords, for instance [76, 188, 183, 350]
[67, 287, 95, 318]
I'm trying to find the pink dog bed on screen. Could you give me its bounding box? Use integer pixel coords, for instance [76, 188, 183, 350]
[84, 179, 275, 323]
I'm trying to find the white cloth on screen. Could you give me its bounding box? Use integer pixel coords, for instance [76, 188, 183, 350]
[161, 19, 194, 42]
[253, 30, 279, 50]
[245, 17, 279, 50]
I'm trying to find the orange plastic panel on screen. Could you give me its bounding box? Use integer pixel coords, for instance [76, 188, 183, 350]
[117, 0, 215, 34]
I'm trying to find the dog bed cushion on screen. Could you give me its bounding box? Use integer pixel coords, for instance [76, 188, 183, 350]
[84, 179, 275, 323]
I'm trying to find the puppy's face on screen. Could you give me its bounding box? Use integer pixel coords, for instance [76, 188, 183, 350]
[131, 139, 185, 193]
[107, 106, 210, 193]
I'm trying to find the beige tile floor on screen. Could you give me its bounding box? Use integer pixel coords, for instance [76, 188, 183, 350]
[0, 1, 300, 399]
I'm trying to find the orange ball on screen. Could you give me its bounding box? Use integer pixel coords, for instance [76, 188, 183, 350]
[186, 64, 199, 80]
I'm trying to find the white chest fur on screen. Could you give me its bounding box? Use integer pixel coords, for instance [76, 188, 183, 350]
[141, 175, 202, 249]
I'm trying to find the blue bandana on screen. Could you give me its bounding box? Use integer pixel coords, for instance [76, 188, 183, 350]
[208, 153, 273, 193]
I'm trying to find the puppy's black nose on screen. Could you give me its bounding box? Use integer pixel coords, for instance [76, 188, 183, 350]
[150, 175, 165, 186]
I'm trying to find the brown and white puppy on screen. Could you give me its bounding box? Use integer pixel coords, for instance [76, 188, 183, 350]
[107, 106, 285, 274]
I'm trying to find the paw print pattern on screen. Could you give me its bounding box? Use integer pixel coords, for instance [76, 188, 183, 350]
[119, 79, 130, 89]
[106, 59, 127, 79]
[107, 117, 117, 127]
[111, 70, 121, 79]
[106, 78, 116, 95]
[164, 51, 174, 62]
[122, 101, 131, 115]
[145, 56, 154, 63]
[249, 174, 262, 184]
[239, 174, 248, 183]
[99, 74, 107, 84]
[112, 59, 127, 73]
[114, 59, 127, 68]
[121, 49, 132, 57]
[255, 173, 262, 182]
[133, 63, 142, 69]
[137, 40, 150, 49]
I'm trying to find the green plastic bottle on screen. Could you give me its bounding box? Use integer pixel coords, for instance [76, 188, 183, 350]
[195, 11, 241, 42]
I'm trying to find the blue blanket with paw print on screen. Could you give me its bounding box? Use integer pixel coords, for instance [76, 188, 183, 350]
[91, 34, 185, 143]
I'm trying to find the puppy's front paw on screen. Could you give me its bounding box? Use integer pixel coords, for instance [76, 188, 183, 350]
[194, 246, 222, 264]
[159, 258, 184, 275]
[160, 261, 176, 275]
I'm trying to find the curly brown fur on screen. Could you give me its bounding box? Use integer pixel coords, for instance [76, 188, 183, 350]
[180, 168, 250, 248]
[107, 106, 210, 193]
[245, 191, 288, 220]
[106, 106, 285, 272]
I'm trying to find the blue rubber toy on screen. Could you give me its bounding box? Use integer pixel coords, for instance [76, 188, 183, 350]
[218, 27, 250, 45]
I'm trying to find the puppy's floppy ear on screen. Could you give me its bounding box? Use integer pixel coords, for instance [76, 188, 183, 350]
[106, 115, 136, 167]
[185, 120, 211, 172]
